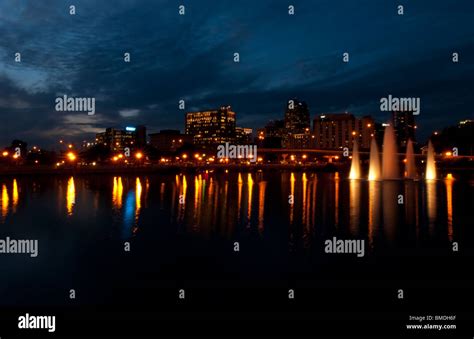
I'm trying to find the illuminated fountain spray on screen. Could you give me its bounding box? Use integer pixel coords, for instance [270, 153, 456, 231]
[368, 137, 381, 181]
[405, 139, 417, 179]
[425, 140, 437, 180]
[349, 139, 361, 180]
[382, 124, 399, 180]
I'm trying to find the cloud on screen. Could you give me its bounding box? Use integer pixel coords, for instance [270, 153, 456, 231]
[0, 0, 473, 146]
[119, 109, 140, 118]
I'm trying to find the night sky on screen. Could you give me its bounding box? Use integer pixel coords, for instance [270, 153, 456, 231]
[0, 0, 473, 147]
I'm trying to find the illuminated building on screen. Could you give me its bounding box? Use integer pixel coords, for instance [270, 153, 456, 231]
[284, 99, 310, 133]
[392, 111, 416, 148]
[185, 106, 236, 146]
[96, 126, 146, 152]
[313, 113, 374, 150]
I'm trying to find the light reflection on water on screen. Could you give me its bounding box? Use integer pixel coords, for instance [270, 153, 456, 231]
[0, 172, 470, 252]
[66, 177, 75, 216]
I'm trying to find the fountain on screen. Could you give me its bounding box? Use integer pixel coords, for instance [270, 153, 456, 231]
[405, 139, 417, 179]
[349, 139, 361, 180]
[425, 140, 437, 180]
[368, 137, 381, 181]
[382, 124, 399, 180]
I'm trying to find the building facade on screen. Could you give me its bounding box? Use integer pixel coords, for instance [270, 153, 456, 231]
[256, 119, 286, 148]
[235, 127, 253, 144]
[185, 106, 236, 146]
[313, 113, 374, 150]
[284, 99, 310, 133]
[96, 127, 137, 152]
[392, 111, 416, 148]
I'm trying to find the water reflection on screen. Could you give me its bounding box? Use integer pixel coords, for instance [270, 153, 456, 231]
[112, 177, 123, 210]
[12, 179, 19, 213]
[193, 175, 203, 231]
[0, 172, 461, 254]
[334, 172, 339, 227]
[258, 180, 266, 234]
[237, 173, 243, 223]
[178, 175, 187, 222]
[445, 175, 454, 241]
[382, 181, 398, 241]
[426, 180, 437, 231]
[290, 172, 295, 225]
[368, 181, 381, 248]
[302, 173, 308, 228]
[1, 184, 8, 221]
[66, 177, 75, 216]
[135, 178, 142, 222]
[349, 179, 361, 235]
[247, 173, 253, 227]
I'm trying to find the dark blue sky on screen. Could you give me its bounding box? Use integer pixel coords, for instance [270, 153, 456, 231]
[0, 0, 473, 147]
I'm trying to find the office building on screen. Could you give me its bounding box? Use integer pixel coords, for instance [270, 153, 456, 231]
[313, 113, 374, 149]
[392, 111, 416, 148]
[185, 106, 236, 146]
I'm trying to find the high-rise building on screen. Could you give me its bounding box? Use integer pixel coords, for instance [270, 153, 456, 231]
[149, 130, 192, 152]
[284, 99, 310, 133]
[185, 106, 236, 146]
[135, 125, 147, 147]
[392, 111, 416, 148]
[283, 99, 311, 148]
[313, 113, 374, 149]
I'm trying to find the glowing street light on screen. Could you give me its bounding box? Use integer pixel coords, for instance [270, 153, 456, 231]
[135, 152, 143, 160]
[2, 151, 8, 157]
[67, 152, 76, 161]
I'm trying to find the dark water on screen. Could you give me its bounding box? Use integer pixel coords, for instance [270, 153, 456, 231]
[0, 171, 473, 307]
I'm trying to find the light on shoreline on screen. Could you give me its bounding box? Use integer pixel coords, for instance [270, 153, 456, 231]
[67, 152, 76, 161]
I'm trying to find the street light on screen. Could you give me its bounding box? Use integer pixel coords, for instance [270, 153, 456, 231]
[135, 152, 143, 160]
[67, 152, 76, 161]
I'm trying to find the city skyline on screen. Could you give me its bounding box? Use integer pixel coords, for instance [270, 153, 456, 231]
[0, 0, 473, 148]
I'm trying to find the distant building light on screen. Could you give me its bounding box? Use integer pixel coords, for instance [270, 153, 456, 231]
[126, 126, 136, 132]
